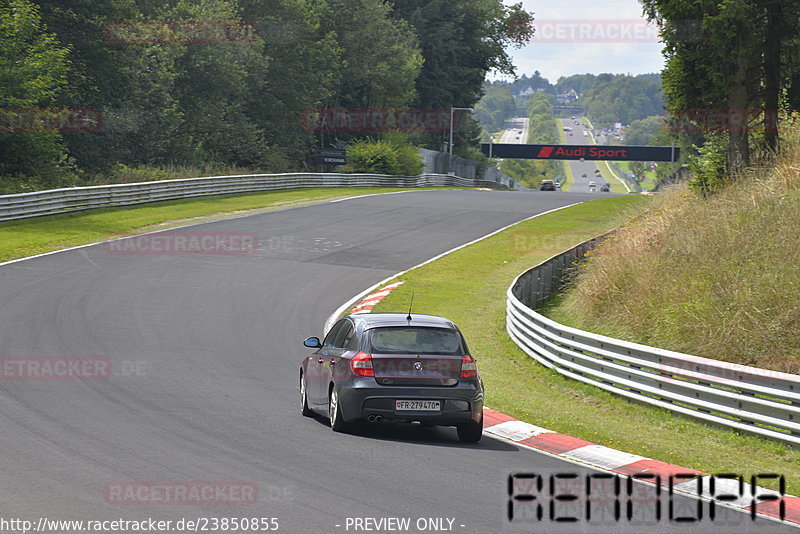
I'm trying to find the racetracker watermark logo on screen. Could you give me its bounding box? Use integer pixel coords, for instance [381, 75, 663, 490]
[657, 355, 797, 384]
[0, 357, 112, 380]
[104, 232, 259, 255]
[0, 108, 103, 132]
[104, 482, 258, 505]
[668, 109, 784, 134]
[508, 230, 664, 256]
[508, 19, 659, 43]
[103, 20, 259, 45]
[300, 108, 460, 133]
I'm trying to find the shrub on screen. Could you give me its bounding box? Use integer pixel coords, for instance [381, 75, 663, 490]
[344, 135, 423, 176]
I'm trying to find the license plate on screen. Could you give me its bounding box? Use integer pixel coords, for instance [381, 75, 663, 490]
[395, 400, 440, 412]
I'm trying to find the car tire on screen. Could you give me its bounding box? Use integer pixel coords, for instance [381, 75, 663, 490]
[300, 373, 312, 417]
[457, 417, 483, 443]
[329, 388, 347, 432]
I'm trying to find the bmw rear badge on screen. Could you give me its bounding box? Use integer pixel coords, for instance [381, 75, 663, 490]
[414, 361, 423, 371]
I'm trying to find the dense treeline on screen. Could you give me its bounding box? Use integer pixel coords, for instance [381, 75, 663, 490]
[579, 75, 663, 126]
[0, 0, 532, 193]
[473, 85, 515, 133]
[478, 72, 664, 130]
[640, 0, 800, 193]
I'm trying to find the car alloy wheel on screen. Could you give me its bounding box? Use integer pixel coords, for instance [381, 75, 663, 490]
[300, 373, 312, 417]
[329, 388, 346, 432]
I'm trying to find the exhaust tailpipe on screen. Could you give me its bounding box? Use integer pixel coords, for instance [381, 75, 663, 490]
[374, 415, 383, 423]
[367, 415, 376, 423]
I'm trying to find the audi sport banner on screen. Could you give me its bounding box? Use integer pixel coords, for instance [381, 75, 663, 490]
[481, 143, 679, 162]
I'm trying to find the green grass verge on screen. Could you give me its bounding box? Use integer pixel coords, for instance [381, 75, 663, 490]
[0, 187, 453, 263]
[596, 160, 630, 194]
[366, 195, 798, 494]
[617, 162, 658, 191]
[555, 119, 574, 191]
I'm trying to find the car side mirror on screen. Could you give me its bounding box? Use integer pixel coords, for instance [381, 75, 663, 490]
[303, 337, 322, 349]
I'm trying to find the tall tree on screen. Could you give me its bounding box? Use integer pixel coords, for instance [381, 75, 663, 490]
[641, 0, 800, 175]
[389, 0, 532, 150]
[323, 0, 422, 110]
[0, 0, 72, 181]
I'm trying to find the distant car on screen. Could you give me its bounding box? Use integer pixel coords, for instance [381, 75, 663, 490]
[581, 173, 587, 178]
[300, 313, 484, 442]
[555, 181, 562, 189]
[540, 179, 556, 191]
[588, 180, 597, 192]
[600, 183, 611, 192]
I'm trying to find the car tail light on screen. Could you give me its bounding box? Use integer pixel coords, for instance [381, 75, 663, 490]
[460, 354, 477, 378]
[351, 351, 374, 377]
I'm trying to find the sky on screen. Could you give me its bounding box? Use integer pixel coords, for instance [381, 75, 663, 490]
[495, 0, 665, 83]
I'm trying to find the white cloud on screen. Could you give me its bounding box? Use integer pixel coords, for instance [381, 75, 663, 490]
[496, 0, 665, 82]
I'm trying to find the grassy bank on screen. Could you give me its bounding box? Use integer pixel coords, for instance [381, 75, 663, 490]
[366, 195, 800, 493]
[596, 160, 629, 193]
[547, 138, 800, 375]
[0, 187, 441, 263]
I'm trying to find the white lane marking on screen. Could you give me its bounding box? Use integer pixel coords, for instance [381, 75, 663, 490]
[561, 444, 646, 470]
[600, 159, 632, 193]
[485, 420, 553, 441]
[329, 190, 422, 203]
[323, 201, 584, 334]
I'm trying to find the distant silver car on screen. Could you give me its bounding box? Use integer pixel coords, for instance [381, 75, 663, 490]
[300, 313, 484, 442]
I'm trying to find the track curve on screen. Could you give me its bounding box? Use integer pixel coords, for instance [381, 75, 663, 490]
[0, 190, 788, 533]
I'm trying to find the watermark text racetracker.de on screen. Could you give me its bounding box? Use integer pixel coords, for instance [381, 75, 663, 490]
[104, 481, 258, 505]
[667, 109, 785, 134]
[300, 108, 460, 133]
[103, 20, 260, 45]
[508, 19, 659, 43]
[104, 232, 259, 255]
[508, 229, 665, 256]
[0, 357, 146, 380]
[0, 108, 103, 133]
[0, 516, 279, 533]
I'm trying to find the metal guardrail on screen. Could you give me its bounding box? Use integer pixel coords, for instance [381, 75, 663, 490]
[506, 238, 800, 445]
[0, 173, 510, 222]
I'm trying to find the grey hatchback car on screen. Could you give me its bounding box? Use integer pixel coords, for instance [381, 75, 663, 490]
[300, 313, 484, 442]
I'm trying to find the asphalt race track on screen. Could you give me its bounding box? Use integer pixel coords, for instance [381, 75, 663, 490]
[559, 117, 611, 192]
[0, 190, 791, 533]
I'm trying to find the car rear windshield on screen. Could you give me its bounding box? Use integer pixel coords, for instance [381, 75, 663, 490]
[367, 327, 464, 355]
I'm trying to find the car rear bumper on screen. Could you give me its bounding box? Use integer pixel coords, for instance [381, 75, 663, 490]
[336, 379, 484, 425]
